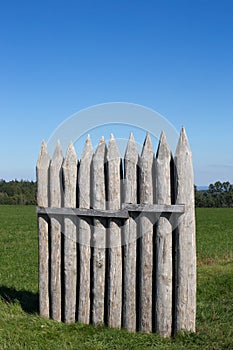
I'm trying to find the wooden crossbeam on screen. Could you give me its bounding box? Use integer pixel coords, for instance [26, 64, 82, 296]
[122, 204, 185, 213]
[36, 204, 185, 218]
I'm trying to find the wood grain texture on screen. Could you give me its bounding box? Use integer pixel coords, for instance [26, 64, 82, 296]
[92, 136, 106, 325]
[122, 204, 184, 213]
[78, 135, 93, 324]
[139, 133, 154, 333]
[155, 132, 172, 337]
[107, 134, 122, 328]
[37, 204, 184, 216]
[36, 140, 50, 318]
[122, 133, 138, 332]
[50, 140, 63, 322]
[174, 127, 196, 333]
[63, 142, 78, 323]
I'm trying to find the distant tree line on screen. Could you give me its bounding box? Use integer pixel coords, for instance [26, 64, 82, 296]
[195, 181, 233, 207]
[0, 179, 36, 205]
[0, 179, 233, 208]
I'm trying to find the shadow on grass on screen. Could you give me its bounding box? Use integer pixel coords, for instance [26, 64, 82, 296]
[0, 286, 39, 314]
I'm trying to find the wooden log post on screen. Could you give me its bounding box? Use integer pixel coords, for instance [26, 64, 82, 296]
[37, 140, 50, 318]
[50, 140, 63, 321]
[78, 135, 93, 324]
[155, 132, 173, 337]
[107, 134, 122, 328]
[139, 133, 154, 332]
[174, 127, 196, 333]
[123, 132, 138, 332]
[92, 136, 106, 325]
[63, 142, 78, 323]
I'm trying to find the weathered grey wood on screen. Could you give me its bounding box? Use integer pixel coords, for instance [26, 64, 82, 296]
[174, 127, 196, 333]
[36, 140, 50, 318]
[123, 132, 138, 332]
[155, 132, 172, 337]
[37, 204, 184, 216]
[92, 136, 106, 325]
[107, 134, 122, 328]
[78, 135, 93, 324]
[63, 142, 78, 323]
[37, 128, 196, 334]
[122, 204, 184, 213]
[50, 140, 63, 321]
[36, 207, 129, 218]
[139, 133, 154, 332]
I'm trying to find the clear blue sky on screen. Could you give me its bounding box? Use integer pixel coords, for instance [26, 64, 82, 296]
[0, 0, 233, 185]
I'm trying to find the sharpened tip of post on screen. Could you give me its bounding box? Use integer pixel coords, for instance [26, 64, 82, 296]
[67, 141, 76, 155]
[181, 125, 187, 138]
[93, 135, 106, 162]
[51, 139, 63, 164]
[107, 133, 120, 159]
[125, 132, 138, 160]
[54, 140, 62, 155]
[145, 132, 152, 145]
[159, 131, 169, 146]
[160, 131, 165, 140]
[141, 132, 153, 157]
[175, 125, 191, 156]
[41, 139, 47, 149]
[129, 132, 134, 141]
[81, 134, 93, 160]
[37, 139, 50, 168]
[157, 130, 170, 159]
[39, 140, 49, 155]
[64, 141, 77, 165]
[68, 140, 73, 148]
[56, 139, 61, 148]
[180, 125, 189, 143]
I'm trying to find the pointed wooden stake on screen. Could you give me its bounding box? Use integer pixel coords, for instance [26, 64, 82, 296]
[37, 140, 50, 318]
[123, 132, 138, 332]
[78, 135, 93, 324]
[91, 136, 106, 325]
[107, 134, 122, 328]
[155, 131, 172, 337]
[174, 127, 196, 333]
[50, 140, 63, 321]
[63, 142, 78, 323]
[139, 133, 154, 333]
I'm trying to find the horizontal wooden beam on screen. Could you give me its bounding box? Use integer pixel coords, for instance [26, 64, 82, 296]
[122, 204, 185, 214]
[37, 204, 185, 218]
[36, 207, 129, 218]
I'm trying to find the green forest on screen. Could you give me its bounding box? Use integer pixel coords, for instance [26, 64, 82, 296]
[0, 180, 36, 205]
[195, 181, 233, 207]
[0, 179, 233, 207]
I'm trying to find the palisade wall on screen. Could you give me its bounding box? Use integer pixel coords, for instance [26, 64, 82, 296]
[36, 127, 196, 337]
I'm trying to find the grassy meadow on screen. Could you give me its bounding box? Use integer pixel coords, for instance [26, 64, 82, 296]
[0, 206, 232, 349]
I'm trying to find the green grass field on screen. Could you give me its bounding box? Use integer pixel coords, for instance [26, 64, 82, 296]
[0, 206, 232, 349]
